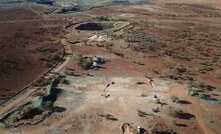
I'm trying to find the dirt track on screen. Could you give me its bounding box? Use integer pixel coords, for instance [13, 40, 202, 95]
[52, 35, 73, 73]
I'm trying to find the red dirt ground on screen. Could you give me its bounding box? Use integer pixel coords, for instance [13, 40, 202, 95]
[0, 0, 221, 134]
[60, 0, 221, 133]
[0, 4, 65, 103]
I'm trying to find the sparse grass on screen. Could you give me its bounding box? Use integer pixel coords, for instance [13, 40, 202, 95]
[94, 16, 111, 21]
[39, 51, 62, 63]
[137, 109, 149, 117]
[169, 108, 195, 119]
[136, 82, 145, 85]
[133, 61, 145, 65]
[112, 51, 124, 57]
[187, 88, 199, 96]
[192, 80, 205, 88]
[43, 100, 53, 110]
[64, 70, 75, 76]
[96, 43, 105, 47]
[217, 86, 221, 91]
[35, 46, 58, 53]
[169, 108, 183, 118]
[155, 99, 161, 104]
[187, 79, 216, 92]
[198, 66, 214, 73]
[76, 54, 93, 70]
[171, 95, 179, 103]
[152, 107, 160, 113]
[199, 93, 209, 99]
[150, 127, 177, 134]
[60, 78, 70, 85]
[215, 60, 221, 68]
[173, 121, 188, 127]
[175, 66, 187, 74]
[141, 93, 148, 97]
[97, 113, 118, 121]
[168, 71, 179, 80]
[33, 76, 53, 87]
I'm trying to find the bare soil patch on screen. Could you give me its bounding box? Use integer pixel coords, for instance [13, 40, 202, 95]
[0, 4, 65, 103]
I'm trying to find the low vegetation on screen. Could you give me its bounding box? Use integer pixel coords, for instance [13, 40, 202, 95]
[169, 108, 195, 119]
[60, 78, 70, 85]
[77, 54, 93, 70]
[150, 127, 177, 134]
[64, 70, 75, 76]
[33, 76, 54, 87]
[97, 113, 118, 121]
[94, 16, 112, 21]
[76, 54, 105, 70]
[137, 109, 149, 117]
[140, 93, 148, 97]
[112, 51, 124, 57]
[173, 121, 188, 127]
[171, 95, 179, 103]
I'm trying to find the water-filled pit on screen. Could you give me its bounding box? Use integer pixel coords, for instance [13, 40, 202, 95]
[75, 22, 114, 31]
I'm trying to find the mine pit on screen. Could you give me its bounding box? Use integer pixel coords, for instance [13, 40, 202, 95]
[75, 22, 114, 31]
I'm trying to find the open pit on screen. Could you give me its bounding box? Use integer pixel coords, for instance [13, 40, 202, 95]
[75, 22, 114, 31]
